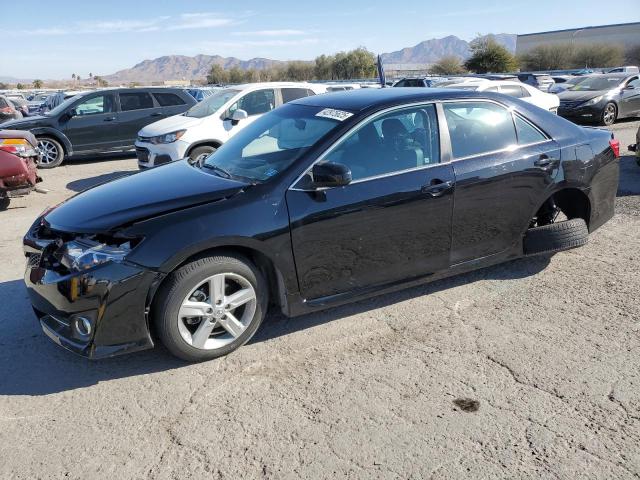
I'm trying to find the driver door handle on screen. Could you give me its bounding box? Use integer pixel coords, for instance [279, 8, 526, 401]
[103, 116, 116, 122]
[421, 180, 453, 197]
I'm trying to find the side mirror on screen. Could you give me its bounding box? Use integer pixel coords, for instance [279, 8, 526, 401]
[311, 162, 352, 188]
[229, 109, 248, 124]
[68, 108, 78, 117]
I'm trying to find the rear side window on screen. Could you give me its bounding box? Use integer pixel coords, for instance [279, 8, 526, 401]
[281, 88, 314, 103]
[153, 92, 186, 106]
[500, 85, 530, 98]
[119, 92, 154, 111]
[232, 89, 275, 116]
[514, 115, 547, 144]
[443, 101, 517, 158]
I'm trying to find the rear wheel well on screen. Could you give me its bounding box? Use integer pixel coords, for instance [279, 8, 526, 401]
[533, 188, 591, 228]
[185, 141, 221, 157]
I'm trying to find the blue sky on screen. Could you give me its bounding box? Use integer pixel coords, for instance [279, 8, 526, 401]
[2, 0, 638, 79]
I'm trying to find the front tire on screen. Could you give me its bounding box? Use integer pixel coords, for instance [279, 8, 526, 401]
[37, 137, 64, 168]
[188, 145, 217, 167]
[153, 253, 267, 362]
[601, 102, 617, 126]
[0, 197, 10, 210]
[524, 218, 588, 256]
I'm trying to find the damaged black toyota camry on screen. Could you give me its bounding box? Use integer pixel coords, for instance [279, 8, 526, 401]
[23, 88, 620, 361]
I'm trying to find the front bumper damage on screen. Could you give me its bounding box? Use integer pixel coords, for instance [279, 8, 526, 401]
[23, 220, 164, 359]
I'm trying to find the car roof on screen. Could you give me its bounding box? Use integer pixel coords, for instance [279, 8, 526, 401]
[291, 87, 503, 112]
[230, 82, 319, 91]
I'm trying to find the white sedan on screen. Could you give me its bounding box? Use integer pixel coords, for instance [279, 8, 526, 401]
[442, 80, 560, 113]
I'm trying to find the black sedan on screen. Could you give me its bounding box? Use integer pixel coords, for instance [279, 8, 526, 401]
[557, 73, 640, 125]
[23, 88, 620, 361]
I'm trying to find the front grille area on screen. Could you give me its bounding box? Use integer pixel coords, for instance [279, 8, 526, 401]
[559, 100, 584, 109]
[137, 135, 152, 143]
[136, 147, 150, 163]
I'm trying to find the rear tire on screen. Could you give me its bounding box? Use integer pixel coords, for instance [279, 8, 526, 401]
[524, 218, 588, 256]
[153, 253, 267, 362]
[188, 146, 216, 167]
[36, 137, 64, 168]
[0, 197, 9, 210]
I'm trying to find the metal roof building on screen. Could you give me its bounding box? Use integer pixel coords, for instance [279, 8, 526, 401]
[516, 22, 640, 54]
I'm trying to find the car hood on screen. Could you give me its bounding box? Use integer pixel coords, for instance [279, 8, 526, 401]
[44, 160, 248, 233]
[1, 115, 48, 129]
[138, 114, 203, 136]
[558, 90, 610, 102]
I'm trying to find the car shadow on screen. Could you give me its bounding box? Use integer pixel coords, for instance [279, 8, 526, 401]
[0, 255, 550, 396]
[66, 171, 134, 192]
[617, 154, 640, 197]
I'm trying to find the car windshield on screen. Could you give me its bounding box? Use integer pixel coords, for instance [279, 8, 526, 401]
[569, 76, 625, 91]
[44, 94, 80, 116]
[184, 89, 239, 118]
[445, 85, 479, 91]
[202, 103, 345, 182]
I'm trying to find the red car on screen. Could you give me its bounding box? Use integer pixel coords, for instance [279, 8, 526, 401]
[0, 130, 41, 210]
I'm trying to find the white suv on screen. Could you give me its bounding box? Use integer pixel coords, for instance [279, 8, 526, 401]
[135, 82, 325, 168]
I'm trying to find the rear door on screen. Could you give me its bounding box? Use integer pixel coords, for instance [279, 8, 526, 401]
[117, 91, 161, 146]
[287, 103, 454, 300]
[443, 100, 561, 264]
[62, 93, 119, 151]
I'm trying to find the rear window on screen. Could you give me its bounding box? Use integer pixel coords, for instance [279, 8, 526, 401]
[443, 101, 517, 158]
[119, 92, 154, 111]
[281, 88, 315, 103]
[153, 92, 186, 107]
[500, 85, 530, 98]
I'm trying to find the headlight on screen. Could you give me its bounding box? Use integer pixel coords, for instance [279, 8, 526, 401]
[583, 95, 604, 106]
[150, 130, 186, 144]
[61, 240, 132, 271]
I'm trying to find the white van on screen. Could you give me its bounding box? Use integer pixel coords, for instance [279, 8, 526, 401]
[135, 82, 325, 168]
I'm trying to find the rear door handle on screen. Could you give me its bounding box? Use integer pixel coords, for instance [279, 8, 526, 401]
[151, 112, 163, 117]
[534, 154, 559, 169]
[421, 180, 453, 197]
[103, 116, 116, 122]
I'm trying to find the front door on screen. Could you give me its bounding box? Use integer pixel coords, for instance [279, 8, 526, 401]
[63, 93, 118, 151]
[286, 103, 454, 300]
[442, 100, 561, 264]
[222, 89, 276, 141]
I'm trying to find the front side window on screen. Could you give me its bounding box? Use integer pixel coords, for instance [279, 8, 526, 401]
[119, 92, 154, 111]
[626, 77, 640, 89]
[74, 95, 115, 115]
[322, 104, 440, 181]
[443, 101, 517, 158]
[184, 89, 240, 118]
[202, 103, 343, 182]
[231, 89, 275, 116]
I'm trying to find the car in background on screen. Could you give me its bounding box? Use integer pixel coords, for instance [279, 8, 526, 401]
[442, 79, 560, 112]
[0, 95, 23, 123]
[607, 66, 639, 74]
[549, 76, 584, 94]
[186, 88, 219, 102]
[557, 73, 640, 125]
[393, 77, 444, 88]
[517, 73, 555, 92]
[4, 92, 28, 102]
[27, 92, 53, 114]
[1, 87, 196, 168]
[136, 82, 324, 168]
[0, 130, 41, 210]
[23, 88, 619, 361]
[8, 97, 30, 117]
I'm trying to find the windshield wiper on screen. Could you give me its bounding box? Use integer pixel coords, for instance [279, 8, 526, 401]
[201, 163, 232, 179]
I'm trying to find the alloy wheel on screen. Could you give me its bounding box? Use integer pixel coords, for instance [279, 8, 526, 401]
[177, 272, 257, 351]
[603, 104, 616, 126]
[38, 139, 59, 166]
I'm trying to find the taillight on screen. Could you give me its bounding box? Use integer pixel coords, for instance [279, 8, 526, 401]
[609, 138, 620, 158]
[0, 138, 38, 157]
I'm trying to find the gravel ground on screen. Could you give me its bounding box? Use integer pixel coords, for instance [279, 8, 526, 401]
[0, 120, 639, 479]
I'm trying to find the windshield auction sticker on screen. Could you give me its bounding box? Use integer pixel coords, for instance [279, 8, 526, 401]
[315, 108, 354, 121]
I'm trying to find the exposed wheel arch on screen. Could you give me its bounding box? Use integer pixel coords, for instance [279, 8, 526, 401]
[529, 187, 591, 230]
[185, 140, 222, 158]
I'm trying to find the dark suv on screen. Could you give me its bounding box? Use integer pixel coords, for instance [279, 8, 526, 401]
[0, 88, 196, 168]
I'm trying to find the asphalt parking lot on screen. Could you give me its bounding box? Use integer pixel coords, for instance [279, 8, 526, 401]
[1, 120, 639, 479]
